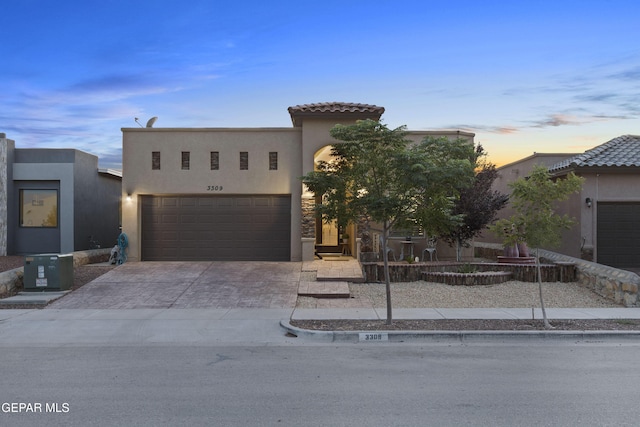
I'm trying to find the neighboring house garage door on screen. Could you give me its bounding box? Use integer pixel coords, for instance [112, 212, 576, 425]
[141, 195, 291, 261]
[597, 202, 640, 268]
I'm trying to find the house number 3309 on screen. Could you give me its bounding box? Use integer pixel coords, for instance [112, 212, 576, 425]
[206, 185, 223, 191]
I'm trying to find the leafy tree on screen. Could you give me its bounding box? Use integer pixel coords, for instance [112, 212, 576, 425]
[441, 145, 509, 261]
[406, 136, 476, 239]
[490, 165, 584, 328]
[302, 120, 474, 324]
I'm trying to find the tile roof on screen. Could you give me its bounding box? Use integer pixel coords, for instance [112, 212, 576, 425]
[288, 102, 385, 114]
[288, 102, 385, 126]
[548, 135, 640, 173]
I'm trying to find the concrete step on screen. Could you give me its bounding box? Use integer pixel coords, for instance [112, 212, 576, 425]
[298, 281, 350, 298]
[314, 258, 364, 283]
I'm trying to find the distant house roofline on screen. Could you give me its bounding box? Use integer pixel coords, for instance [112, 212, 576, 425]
[497, 152, 578, 171]
[548, 135, 640, 174]
[98, 168, 122, 178]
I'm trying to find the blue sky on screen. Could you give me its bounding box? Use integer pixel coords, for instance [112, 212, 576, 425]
[2, 0, 639, 169]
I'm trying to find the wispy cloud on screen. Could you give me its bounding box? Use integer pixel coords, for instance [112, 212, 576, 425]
[447, 124, 519, 134]
[530, 112, 634, 129]
[456, 109, 634, 137]
[530, 114, 579, 128]
[66, 74, 169, 98]
[609, 66, 640, 81]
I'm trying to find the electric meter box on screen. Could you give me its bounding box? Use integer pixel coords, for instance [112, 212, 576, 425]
[23, 254, 74, 291]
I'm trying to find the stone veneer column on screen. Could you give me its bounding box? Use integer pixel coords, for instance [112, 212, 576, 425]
[300, 196, 317, 261]
[301, 197, 316, 238]
[0, 133, 8, 255]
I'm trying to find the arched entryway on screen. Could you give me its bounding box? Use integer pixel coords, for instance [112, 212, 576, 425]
[311, 145, 355, 257]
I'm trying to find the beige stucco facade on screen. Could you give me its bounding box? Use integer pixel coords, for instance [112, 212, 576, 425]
[121, 103, 475, 262]
[122, 127, 305, 262]
[481, 146, 640, 268]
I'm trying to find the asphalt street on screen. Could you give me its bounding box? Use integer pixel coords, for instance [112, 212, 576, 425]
[2, 342, 640, 427]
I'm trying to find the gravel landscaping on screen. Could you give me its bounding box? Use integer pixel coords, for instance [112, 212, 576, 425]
[352, 280, 620, 308]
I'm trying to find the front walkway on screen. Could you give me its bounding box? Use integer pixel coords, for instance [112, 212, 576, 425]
[305, 257, 364, 282]
[298, 257, 363, 298]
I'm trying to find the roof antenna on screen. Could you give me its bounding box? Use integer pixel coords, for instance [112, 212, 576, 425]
[134, 117, 143, 127]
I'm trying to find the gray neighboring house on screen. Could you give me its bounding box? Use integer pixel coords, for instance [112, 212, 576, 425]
[483, 134, 640, 270]
[0, 133, 122, 255]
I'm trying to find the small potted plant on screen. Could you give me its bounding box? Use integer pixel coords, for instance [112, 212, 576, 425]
[489, 218, 534, 263]
[489, 219, 521, 257]
[342, 233, 349, 244]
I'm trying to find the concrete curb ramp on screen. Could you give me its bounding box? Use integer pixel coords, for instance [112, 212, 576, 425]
[280, 320, 640, 343]
[0, 291, 69, 306]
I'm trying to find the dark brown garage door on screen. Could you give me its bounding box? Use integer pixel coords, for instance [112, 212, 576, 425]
[597, 202, 640, 268]
[141, 195, 291, 261]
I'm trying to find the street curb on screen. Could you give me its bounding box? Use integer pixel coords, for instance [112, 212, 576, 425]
[280, 320, 640, 343]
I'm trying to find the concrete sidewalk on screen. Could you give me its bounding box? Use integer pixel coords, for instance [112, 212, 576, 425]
[0, 308, 298, 346]
[291, 307, 640, 320]
[2, 307, 640, 346]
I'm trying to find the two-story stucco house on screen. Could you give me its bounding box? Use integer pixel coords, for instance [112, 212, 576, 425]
[121, 102, 474, 262]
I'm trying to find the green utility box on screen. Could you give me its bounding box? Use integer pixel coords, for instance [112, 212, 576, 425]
[23, 254, 74, 291]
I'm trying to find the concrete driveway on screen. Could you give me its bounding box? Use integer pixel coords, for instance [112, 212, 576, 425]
[48, 261, 302, 309]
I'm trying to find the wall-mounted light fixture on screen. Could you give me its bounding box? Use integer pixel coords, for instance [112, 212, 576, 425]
[585, 197, 592, 208]
[126, 194, 132, 203]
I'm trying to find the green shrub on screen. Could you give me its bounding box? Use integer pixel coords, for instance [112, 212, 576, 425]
[457, 263, 477, 274]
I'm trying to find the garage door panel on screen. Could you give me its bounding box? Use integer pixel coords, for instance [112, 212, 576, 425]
[160, 197, 179, 207]
[144, 214, 160, 225]
[161, 214, 178, 223]
[160, 231, 178, 242]
[142, 197, 160, 208]
[142, 195, 291, 261]
[180, 198, 197, 207]
[197, 214, 216, 224]
[254, 198, 271, 207]
[597, 202, 640, 268]
[181, 231, 201, 242]
[273, 197, 290, 207]
[180, 215, 198, 224]
[214, 198, 234, 207]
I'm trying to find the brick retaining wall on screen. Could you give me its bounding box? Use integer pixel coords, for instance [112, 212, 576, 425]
[361, 261, 575, 284]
